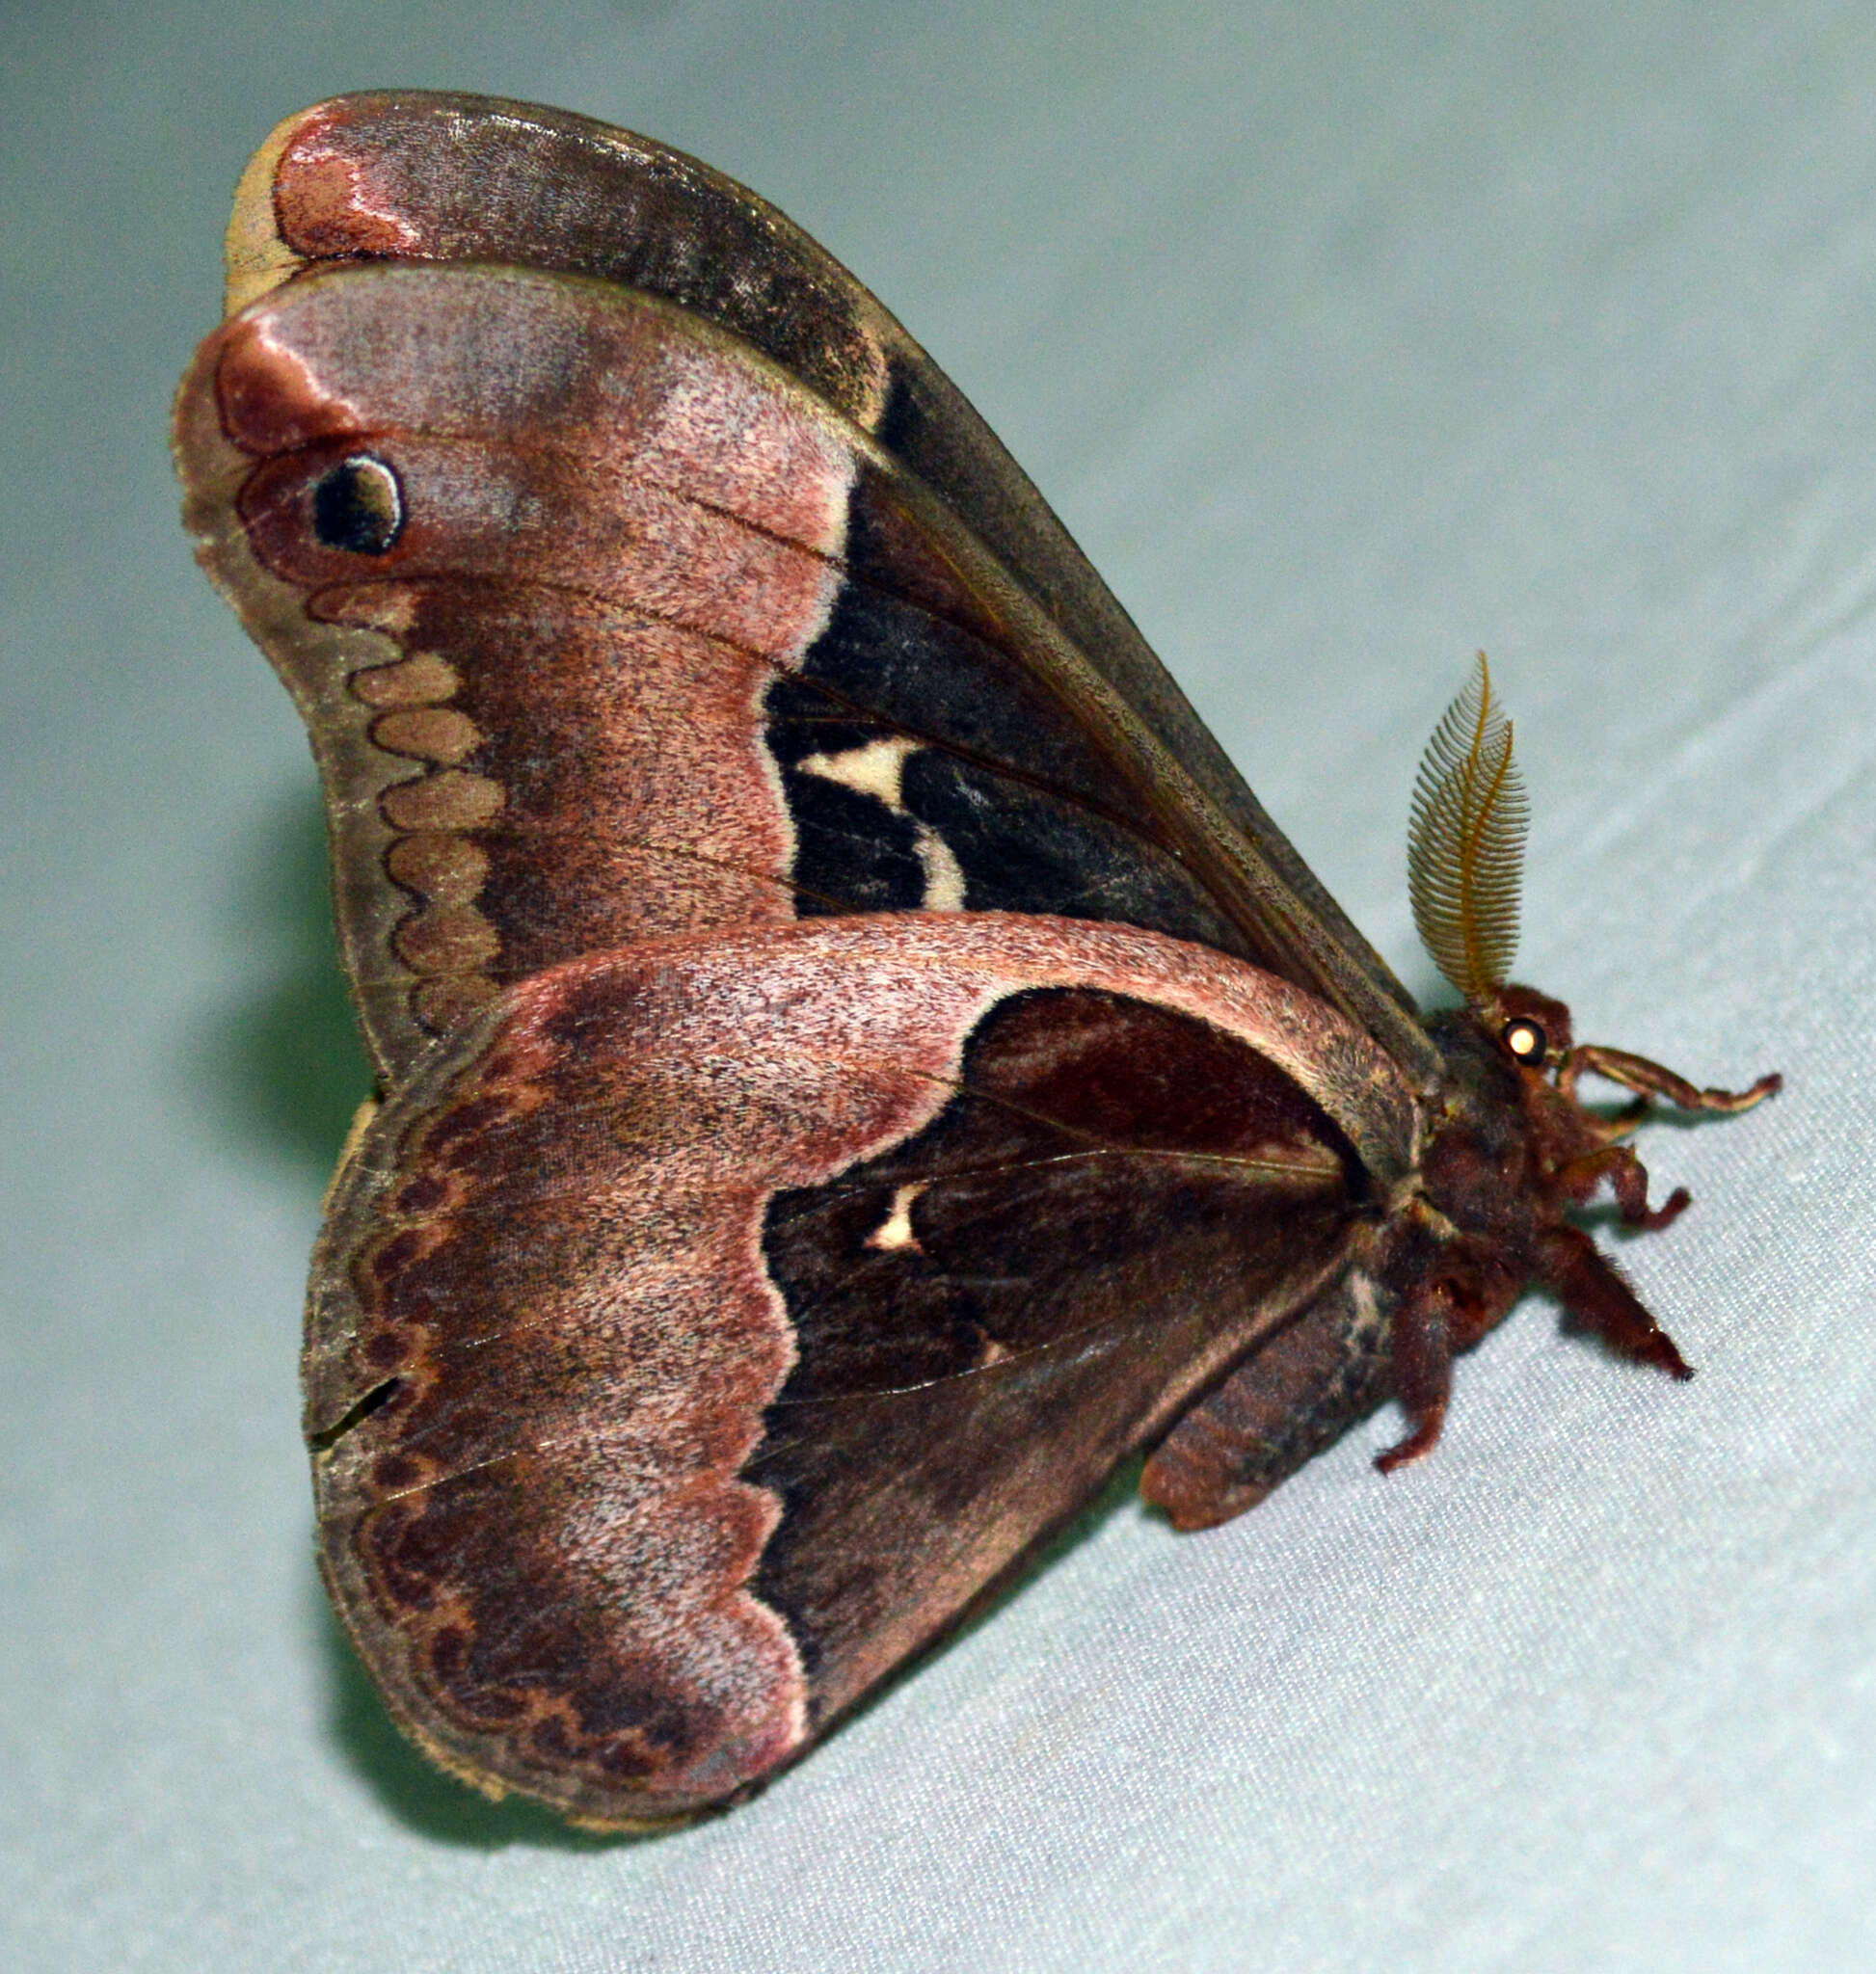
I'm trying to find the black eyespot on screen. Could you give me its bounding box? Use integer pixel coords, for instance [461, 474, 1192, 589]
[1501, 1017, 1547, 1064]
[310, 454, 404, 555]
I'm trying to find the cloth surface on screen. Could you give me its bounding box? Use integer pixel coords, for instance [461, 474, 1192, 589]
[6, 4, 1874, 1968]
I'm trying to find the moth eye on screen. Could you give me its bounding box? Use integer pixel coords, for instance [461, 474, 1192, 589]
[1501, 1017, 1547, 1064]
[311, 454, 405, 555]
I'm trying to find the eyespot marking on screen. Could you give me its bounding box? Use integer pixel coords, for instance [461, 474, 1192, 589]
[312, 453, 404, 555]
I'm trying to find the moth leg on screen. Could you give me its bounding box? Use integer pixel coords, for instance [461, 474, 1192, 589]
[1374, 1279, 1460, 1474]
[1571, 1093, 1652, 1146]
[1536, 1223, 1693, 1379]
[1560, 1046, 1781, 1115]
[1552, 1144, 1690, 1231]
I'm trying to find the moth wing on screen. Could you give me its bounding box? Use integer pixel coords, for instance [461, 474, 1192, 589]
[174, 92, 1435, 1087]
[307, 914, 1416, 1823]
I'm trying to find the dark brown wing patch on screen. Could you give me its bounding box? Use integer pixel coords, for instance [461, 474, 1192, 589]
[752, 986, 1366, 1719]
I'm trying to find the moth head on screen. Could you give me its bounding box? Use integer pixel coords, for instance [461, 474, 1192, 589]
[1407, 652, 1531, 1013]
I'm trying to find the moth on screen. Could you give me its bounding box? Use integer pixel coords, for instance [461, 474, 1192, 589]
[174, 92, 1779, 1827]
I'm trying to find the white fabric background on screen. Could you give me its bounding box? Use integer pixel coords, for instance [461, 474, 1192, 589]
[7, 4, 1874, 1968]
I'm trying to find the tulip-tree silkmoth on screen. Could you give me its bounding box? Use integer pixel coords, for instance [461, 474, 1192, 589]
[174, 93, 1779, 1826]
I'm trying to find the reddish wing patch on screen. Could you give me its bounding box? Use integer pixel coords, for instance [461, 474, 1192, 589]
[177, 265, 854, 1076]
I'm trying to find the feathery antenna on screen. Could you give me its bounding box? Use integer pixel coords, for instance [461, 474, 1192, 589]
[1407, 654, 1529, 1003]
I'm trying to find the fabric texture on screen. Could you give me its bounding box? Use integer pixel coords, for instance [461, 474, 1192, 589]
[6, 4, 1873, 1968]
